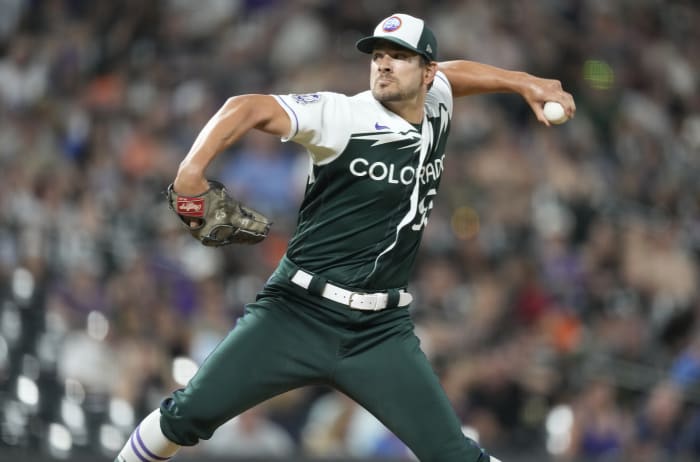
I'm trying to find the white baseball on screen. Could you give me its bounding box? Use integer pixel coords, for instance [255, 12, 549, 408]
[543, 101, 568, 125]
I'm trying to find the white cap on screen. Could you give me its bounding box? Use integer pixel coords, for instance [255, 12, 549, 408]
[356, 13, 438, 61]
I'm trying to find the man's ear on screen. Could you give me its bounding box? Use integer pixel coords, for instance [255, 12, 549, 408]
[425, 61, 438, 88]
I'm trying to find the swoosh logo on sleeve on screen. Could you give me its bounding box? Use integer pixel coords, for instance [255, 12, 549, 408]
[374, 122, 390, 131]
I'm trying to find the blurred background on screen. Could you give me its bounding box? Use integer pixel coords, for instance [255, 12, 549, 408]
[0, 0, 699, 461]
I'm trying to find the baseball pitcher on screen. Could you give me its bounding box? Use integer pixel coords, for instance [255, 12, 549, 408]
[116, 12, 574, 462]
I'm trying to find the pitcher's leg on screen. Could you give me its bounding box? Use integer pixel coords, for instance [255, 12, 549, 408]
[333, 318, 491, 462]
[116, 295, 334, 462]
[160, 298, 333, 445]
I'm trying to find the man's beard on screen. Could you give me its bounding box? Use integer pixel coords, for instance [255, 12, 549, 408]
[371, 81, 417, 102]
[372, 87, 403, 102]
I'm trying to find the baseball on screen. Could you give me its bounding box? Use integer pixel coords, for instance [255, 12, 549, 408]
[543, 101, 568, 125]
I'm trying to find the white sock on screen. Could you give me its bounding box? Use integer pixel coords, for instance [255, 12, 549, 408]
[116, 409, 180, 462]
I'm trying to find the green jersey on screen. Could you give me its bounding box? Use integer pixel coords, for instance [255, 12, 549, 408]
[274, 72, 453, 291]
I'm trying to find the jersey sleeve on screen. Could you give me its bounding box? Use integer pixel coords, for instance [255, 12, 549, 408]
[426, 70, 454, 118]
[272, 92, 352, 164]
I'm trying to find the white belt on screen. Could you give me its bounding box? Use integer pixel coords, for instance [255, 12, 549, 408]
[290, 269, 412, 311]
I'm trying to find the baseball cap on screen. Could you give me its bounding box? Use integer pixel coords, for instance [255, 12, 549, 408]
[356, 13, 438, 62]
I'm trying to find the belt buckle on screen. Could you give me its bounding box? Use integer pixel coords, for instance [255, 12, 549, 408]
[348, 292, 380, 310]
[347, 292, 361, 308]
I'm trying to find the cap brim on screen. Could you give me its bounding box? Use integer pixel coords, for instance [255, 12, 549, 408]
[356, 36, 423, 57]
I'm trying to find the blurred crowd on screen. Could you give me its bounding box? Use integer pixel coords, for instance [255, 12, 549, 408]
[0, 0, 699, 461]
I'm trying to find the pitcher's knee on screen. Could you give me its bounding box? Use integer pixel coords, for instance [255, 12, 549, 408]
[158, 393, 219, 446]
[417, 436, 490, 462]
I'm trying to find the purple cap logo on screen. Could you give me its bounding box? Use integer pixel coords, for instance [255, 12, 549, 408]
[382, 16, 402, 32]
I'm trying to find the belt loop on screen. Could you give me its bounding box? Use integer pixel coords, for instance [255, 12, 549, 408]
[307, 274, 327, 297]
[386, 289, 400, 309]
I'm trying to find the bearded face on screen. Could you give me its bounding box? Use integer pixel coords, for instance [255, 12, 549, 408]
[370, 43, 427, 103]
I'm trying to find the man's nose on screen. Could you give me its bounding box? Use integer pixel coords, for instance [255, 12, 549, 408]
[377, 55, 393, 71]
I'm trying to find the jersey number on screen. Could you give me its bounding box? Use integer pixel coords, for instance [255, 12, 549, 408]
[411, 188, 437, 231]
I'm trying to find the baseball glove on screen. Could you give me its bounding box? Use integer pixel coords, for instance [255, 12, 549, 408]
[167, 180, 271, 246]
